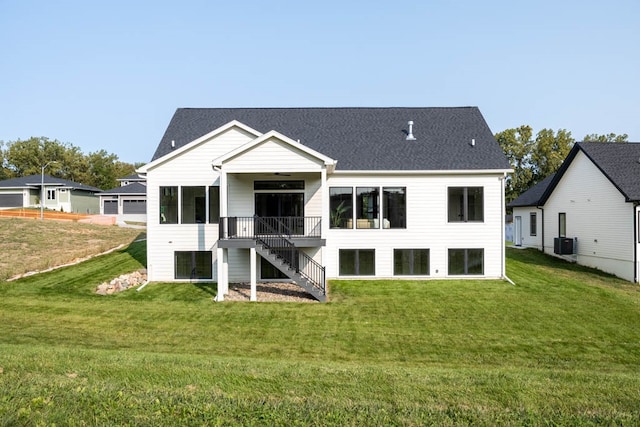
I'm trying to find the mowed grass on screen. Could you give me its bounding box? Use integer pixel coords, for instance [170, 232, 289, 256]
[1, 236, 640, 425]
[0, 217, 143, 281]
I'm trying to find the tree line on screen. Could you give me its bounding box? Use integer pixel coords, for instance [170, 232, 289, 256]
[0, 137, 143, 190]
[496, 129, 628, 204]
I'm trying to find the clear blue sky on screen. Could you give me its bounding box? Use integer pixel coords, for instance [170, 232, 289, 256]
[1, 0, 638, 164]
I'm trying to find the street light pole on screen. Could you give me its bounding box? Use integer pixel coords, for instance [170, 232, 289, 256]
[40, 161, 58, 220]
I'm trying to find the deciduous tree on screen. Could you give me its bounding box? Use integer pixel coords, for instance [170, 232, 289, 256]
[496, 126, 574, 204]
[1, 137, 140, 190]
[582, 133, 628, 143]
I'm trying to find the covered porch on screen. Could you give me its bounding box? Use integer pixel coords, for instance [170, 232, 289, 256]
[211, 129, 336, 302]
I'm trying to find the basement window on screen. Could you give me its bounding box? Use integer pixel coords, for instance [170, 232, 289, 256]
[339, 249, 375, 276]
[174, 251, 212, 280]
[448, 248, 484, 275]
[394, 249, 429, 275]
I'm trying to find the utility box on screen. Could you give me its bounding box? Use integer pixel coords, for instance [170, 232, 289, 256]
[554, 237, 574, 255]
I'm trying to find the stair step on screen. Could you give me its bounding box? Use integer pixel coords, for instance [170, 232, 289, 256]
[255, 242, 325, 302]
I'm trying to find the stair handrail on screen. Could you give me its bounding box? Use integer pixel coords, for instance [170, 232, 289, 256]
[253, 216, 326, 295]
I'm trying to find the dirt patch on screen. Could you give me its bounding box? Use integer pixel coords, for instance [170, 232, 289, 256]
[223, 282, 319, 303]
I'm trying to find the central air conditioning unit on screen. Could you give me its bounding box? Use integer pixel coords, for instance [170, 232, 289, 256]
[554, 237, 574, 255]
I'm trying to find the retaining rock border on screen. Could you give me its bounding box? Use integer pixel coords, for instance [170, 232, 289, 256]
[96, 269, 147, 295]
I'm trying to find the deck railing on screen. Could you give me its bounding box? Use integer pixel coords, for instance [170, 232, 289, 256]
[219, 216, 321, 240]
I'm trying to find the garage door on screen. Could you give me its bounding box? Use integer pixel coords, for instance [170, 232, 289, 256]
[0, 193, 23, 208]
[103, 200, 118, 215]
[123, 200, 146, 214]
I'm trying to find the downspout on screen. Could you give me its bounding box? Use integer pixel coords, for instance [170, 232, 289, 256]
[634, 203, 638, 283]
[537, 206, 544, 253]
[501, 173, 515, 285]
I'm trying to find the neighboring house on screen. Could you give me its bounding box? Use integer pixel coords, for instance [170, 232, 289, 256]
[505, 214, 514, 243]
[0, 174, 100, 213]
[508, 173, 556, 250]
[97, 174, 147, 223]
[137, 107, 512, 301]
[509, 142, 640, 283]
[117, 173, 146, 187]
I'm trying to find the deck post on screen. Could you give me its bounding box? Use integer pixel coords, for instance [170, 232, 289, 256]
[216, 247, 228, 301]
[250, 247, 257, 301]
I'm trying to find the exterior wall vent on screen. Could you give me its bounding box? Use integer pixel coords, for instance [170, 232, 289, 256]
[406, 121, 416, 141]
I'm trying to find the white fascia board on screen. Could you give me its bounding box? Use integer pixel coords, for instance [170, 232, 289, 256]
[137, 120, 263, 173]
[331, 168, 513, 176]
[212, 129, 337, 172]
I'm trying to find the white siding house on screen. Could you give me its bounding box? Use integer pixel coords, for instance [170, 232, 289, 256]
[508, 174, 555, 250]
[509, 142, 640, 283]
[138, 107, 512, 301]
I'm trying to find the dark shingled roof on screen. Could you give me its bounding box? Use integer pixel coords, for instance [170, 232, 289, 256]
[151, 107, 510, 171]
[117, 174, 145, 181]
[575, 142, 640, 202]
[0, 174, 100, 192]
[97, 182, 147, 195]
[508, 173, 556, 208]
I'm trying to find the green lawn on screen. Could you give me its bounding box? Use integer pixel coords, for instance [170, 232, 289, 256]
[1, 242, 639, 425]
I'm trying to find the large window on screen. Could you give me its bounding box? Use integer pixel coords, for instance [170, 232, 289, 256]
[448, 187, 484, 222]
[160, 186, 178, 224]
[161, 186, 219, 224]
[448, 248, 484, 275]
[209, 186, 220, 224]
[182, 186, 206, 224]
[383, 187, 406, 228]
[356, 187, 379, 229]
[339, 249, 375, 276]
[530, 212, 537, 236]
[329, 187, 353, 229]
[394, 249, 429, 275]
[174, 251, 212, 279]
[559, 212, 566, 238]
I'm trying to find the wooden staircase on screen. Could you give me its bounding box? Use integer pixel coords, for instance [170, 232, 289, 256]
[253, 217, 326, 302]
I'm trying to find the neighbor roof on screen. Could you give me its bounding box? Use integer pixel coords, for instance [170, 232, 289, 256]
[508, 173, 556, 208]
[569, 142, 640, 202]
[533, 142, 640, 204]
[117, 174, 146, 182]
[0, 175, 100, 192]
[151, 107, 511, 171]
[97, 182, 147, 196]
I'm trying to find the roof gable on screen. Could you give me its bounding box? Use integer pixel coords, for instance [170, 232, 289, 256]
[139, 120, 262, 173]
[212, 129, 336, 172]
[150, 107, 511, 172]
[539, 142, 640, 204]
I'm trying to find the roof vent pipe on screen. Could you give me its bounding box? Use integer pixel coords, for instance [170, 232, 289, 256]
[171, 140, 175, 148]
[406, 121, 416, 141]
[471, 138, 475, 147]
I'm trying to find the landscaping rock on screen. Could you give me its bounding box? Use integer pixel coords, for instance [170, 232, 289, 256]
[95, 270, 147, 295]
